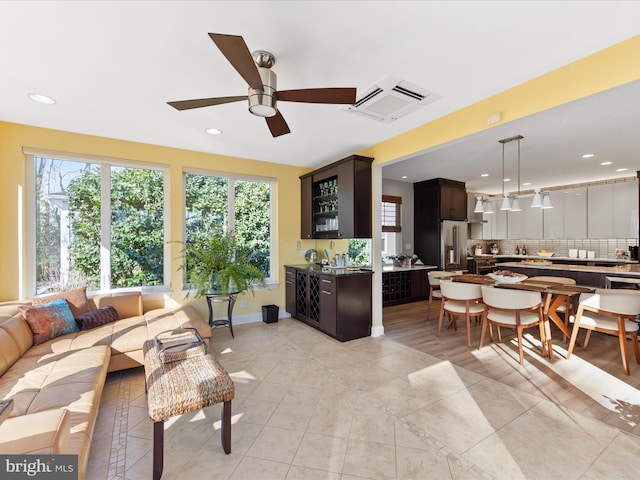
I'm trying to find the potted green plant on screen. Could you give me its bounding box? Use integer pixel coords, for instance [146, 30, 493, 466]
[177, 228, 266, 298]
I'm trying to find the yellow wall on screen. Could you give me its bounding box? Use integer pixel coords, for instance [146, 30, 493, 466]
[359, 35, 640, 167]
[0, 122, 308, 316]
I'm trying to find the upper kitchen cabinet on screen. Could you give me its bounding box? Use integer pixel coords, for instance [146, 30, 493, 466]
[300, 155, 373, 239]
[414, 178, 467, 221]
[481, 199, 507, 240]
[508, 205, 543, 239]
[588, 180, 639, 239]
[543, 188, 587, 239]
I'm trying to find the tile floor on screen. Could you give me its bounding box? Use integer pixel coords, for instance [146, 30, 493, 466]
[87, 318, 640, 479]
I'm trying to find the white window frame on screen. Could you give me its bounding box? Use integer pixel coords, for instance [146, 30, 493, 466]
[24, 147, 171, 296]
[183, 167, 276, 286]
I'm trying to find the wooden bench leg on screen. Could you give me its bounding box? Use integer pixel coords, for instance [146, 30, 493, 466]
[222, 400, 232, 454]
[153, 420, 164, 480]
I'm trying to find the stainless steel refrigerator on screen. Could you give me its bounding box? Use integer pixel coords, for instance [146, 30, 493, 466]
[441, 220, 468, 271]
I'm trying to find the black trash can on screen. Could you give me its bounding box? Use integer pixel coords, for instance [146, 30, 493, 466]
[262, 304, 279, 323]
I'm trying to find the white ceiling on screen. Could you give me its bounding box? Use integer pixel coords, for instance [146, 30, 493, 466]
[1, 1, 639, 189]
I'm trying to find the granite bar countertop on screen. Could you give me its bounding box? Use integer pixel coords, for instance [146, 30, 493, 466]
[285, 264, 373, 276]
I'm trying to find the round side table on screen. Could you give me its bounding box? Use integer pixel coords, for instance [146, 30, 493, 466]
[205, 291, 240, 338]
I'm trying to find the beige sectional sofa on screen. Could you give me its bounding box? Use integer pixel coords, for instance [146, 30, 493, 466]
[0, 292, 211, 480]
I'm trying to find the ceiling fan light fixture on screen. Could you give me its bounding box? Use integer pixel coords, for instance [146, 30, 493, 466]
[248, 66, 277, 117]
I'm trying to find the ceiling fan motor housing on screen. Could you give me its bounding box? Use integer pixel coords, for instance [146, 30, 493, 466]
[248, 67, 277, 117]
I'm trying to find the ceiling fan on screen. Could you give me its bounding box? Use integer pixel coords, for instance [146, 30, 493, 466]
[167, 33, 357, 137]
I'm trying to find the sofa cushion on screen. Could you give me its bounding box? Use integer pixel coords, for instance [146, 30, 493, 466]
[20, 299, 79, 345]
[32, 287, 92, 318]
[0, 408, 70, 454]
[92, 292, 142, 319]
[75, 306, 119, 331]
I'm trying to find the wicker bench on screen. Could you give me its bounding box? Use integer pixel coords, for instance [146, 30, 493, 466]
[143, 340, 235, 480]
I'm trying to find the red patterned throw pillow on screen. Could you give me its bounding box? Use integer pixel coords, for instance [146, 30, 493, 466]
[31, 286, 91, 318]
[20, 298, 80, 345]
[75, 306, 119, 331]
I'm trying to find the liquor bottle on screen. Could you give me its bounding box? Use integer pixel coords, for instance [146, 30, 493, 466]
[515, 244, 520, 255]
[521, 244, 527, 255]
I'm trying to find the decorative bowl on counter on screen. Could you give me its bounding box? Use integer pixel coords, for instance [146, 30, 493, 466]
[537, 250, 554, 258]
[488, 271, 528, 283]
[523, 259, 553, 266]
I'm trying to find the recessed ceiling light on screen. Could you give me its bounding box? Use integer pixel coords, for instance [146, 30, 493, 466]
[401, 175, 408, 179]
[522, 182, 531, 186]
[503, 178, 511, 182]
[600, 161, 612, 166]
[616, 168, 628, 172]
[205, 128, 222, 135]
[582, 153, 594, 158]
[480, 173, 489, 177]
[28, 93, 56, 105]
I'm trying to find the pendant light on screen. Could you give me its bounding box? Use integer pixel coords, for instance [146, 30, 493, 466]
[531, 188, 543, 208]
[498, 135, 524, 211]
[483, 199, 494, 214]
[541, 191, 554, 209]
[499, 139, 511, 210]
[474, 196, 484, 213]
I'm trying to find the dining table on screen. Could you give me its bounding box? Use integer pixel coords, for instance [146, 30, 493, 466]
[451, 273, 595, 360]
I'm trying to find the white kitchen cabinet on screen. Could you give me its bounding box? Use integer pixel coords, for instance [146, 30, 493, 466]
[563, 187, 587, 238]
[544, 187, 587, 239]
[587, 183, 613, 238]
[543, 190, 564, 239]
[507, 202, 543, 239]
[588, 180, 638, 238]
[612, 179, 639, 238]
[482, 199, 507, 239]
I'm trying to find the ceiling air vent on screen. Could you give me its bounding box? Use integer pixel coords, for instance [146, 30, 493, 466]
[342, 75, 441, 123]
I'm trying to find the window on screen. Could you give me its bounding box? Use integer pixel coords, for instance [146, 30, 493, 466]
[184, 171, 274, 282]
[29, 154, 168, 295]
[382, 195, 402, 232]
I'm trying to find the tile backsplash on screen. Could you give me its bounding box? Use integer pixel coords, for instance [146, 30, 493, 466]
[470, 238, 639, 259]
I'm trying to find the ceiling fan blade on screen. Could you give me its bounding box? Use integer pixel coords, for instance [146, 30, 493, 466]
[208, 33, 263, 91]
[167, 96, 247, 111]
[265, 111, 290, 137]
[277, 88, 357, 104]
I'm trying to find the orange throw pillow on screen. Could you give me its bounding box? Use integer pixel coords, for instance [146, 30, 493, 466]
[32, 287, 91, 318]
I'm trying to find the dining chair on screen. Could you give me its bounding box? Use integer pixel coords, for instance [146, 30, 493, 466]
[567, 289, 640, 375]
[528, 275, 577, 340]
[479, 286, 547, 365]
[437, 279, 484, 347]
[427, 271, 451, 320]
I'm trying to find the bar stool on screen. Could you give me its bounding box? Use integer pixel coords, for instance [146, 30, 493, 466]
[567, 289, 640, 375]
[479, 286, 547, 365]
[427, 271, 451, 320]
[437, 280, 484, 347]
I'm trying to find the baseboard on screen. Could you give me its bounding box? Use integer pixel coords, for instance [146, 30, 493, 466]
[232, 310, 292, 326]
[371, 324, 384, 337]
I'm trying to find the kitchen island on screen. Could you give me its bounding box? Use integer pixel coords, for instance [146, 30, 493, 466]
[381, 264, 438, 306]
[496, 261, 640, 288]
